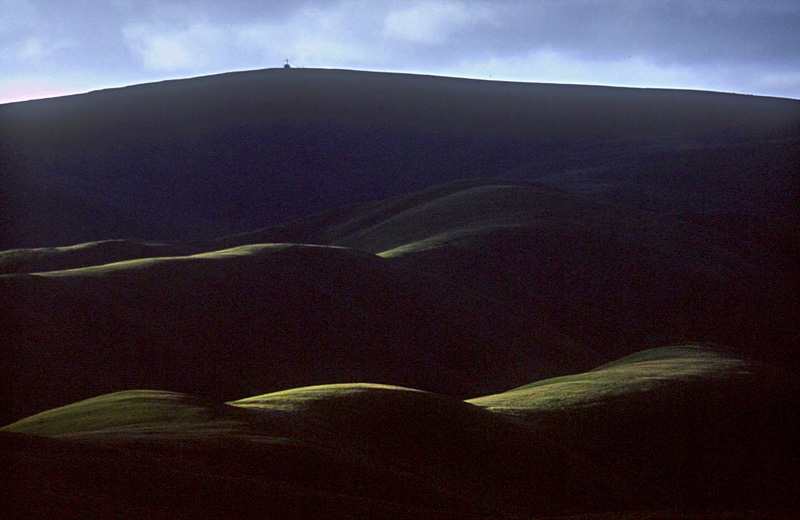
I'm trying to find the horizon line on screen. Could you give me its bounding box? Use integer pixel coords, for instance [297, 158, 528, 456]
[2, 67, 798, 105]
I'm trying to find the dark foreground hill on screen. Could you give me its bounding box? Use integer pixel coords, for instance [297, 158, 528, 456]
[470, 346, 800, 512]
[2, 347, 798, 519]
[2, 68, 798, 249]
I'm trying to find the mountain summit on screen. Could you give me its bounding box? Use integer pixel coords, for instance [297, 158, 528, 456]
[2, 68, 798, 249]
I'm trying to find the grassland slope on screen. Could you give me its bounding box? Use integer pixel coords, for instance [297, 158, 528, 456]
[2, 347, 797, 518]
[471, 346, 800, 511]
[0, 242, 593, 425]
[2, 179, 795, 406]
[0, 239, 203, 275]
[224, 179, 796, 368]
[0, 385, 626, 518]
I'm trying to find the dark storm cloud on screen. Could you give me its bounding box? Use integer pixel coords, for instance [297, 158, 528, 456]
[2, 0, 799, 102]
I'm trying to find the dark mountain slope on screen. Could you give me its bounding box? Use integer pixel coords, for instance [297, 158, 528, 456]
[2, 68, 798, 249]
[535, 138, 799, 214]
[0, 242, 594, 425]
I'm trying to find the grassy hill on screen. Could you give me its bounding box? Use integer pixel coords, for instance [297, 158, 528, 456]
[2, 178, 796, 424]
[0, 386, 617, 518]
[0, 240, 596, 425]
[470, 346, 800, 512]
[2, 347, 797, 518]
[258, 178, 795, 367]
[1, 71, 797, 519]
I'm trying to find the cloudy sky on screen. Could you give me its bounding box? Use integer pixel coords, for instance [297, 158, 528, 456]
[2, 0, 800, 103]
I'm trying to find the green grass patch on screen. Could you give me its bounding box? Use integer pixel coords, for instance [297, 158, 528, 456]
[0, 390, 251, 438]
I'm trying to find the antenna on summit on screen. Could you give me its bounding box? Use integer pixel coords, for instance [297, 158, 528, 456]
[283, 58, 291, 69]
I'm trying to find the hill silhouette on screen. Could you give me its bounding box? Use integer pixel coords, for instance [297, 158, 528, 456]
[2, 69, 798, 249]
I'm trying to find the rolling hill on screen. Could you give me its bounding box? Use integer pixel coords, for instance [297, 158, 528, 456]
[2, 177, 797, 424]
[225, 178, 795, 365]
[1, 70, 798, 518]
[0, 238, 596, 425]
[2, 347, 797, 519]
[471, 346, 800, 511]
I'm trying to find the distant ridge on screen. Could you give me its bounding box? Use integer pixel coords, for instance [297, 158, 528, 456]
[2, 68, 798, 249]
[8, 67, 799, 105]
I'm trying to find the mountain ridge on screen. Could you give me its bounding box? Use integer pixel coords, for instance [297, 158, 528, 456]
[3, 68, 798, 249]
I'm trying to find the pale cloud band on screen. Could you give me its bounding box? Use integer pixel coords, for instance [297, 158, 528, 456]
[2, 0, 799, 103]
[123, 22, 225, 71]
[382, 1, 495, 44]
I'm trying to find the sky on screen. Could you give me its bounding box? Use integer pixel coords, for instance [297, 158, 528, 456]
[2, 0, 800, 104]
